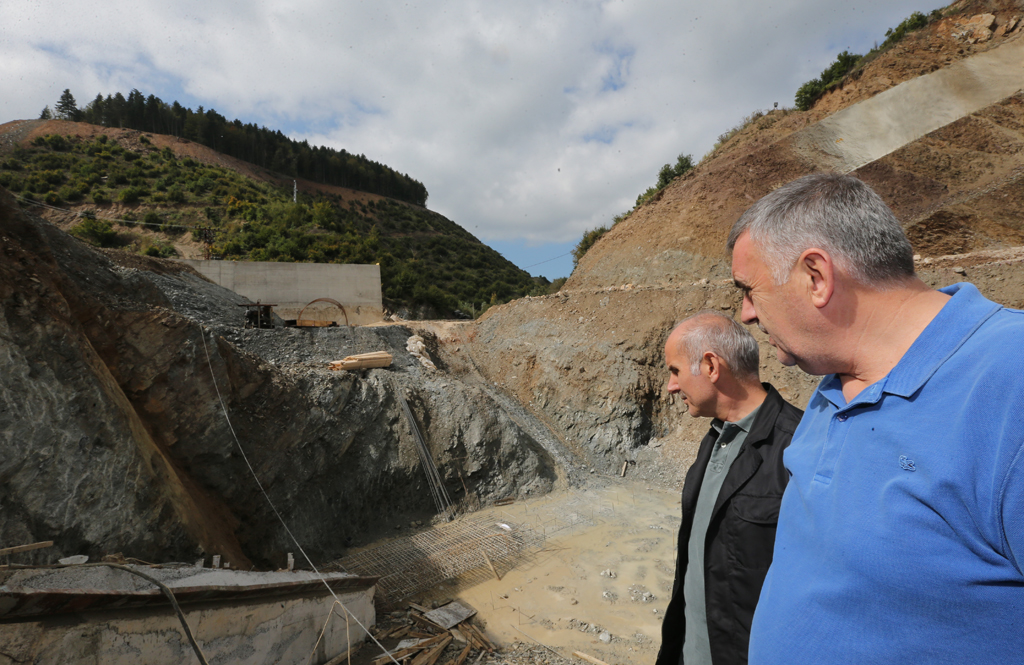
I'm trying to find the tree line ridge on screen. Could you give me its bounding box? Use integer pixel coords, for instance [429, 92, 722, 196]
[41, 88, 428, 206]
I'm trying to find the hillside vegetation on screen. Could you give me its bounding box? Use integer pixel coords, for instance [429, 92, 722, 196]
[43, 88, 427, 206]
[0, 129, 550, 316]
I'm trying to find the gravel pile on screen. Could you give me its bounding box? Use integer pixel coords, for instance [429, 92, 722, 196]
[146, 271, 251, 328]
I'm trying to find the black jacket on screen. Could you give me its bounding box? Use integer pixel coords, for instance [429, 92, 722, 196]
[656, 384, 802, 665]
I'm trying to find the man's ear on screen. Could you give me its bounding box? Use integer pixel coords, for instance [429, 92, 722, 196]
[704, 352, 721, 383]
[797, 248, 835, 309]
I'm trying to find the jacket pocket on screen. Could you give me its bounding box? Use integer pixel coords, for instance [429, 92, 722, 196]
[729, 493, 781, 524]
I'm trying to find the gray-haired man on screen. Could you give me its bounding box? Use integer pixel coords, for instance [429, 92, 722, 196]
[729, 173, 1024, 664]
[656, 311, 802, 665]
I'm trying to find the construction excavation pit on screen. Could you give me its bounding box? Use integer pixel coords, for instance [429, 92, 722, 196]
[0, 190, 685, 665]
[6, 5, 1024, 663]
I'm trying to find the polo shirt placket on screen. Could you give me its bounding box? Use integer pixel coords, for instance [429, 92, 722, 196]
[749, 283, 1024, 665]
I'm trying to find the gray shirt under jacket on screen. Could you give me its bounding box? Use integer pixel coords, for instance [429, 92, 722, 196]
[680, 405, 761, 665]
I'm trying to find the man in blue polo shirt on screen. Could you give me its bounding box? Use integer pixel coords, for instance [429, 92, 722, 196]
[727, 172, 1024, 664]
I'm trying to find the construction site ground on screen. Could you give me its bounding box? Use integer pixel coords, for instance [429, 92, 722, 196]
[350, 478, 680, 665]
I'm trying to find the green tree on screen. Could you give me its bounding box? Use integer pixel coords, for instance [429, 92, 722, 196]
[572, 225, 610, 269]
[38, 106, 53, 120]
[55, 89, 79, 120]
[70, 217, 118, 247]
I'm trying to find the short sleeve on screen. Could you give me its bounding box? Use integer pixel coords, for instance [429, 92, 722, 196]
[1001, 443, 1024, 575]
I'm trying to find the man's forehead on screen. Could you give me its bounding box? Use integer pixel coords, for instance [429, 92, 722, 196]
[729, 231, 759, 283]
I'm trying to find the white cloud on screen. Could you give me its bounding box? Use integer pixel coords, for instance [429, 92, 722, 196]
[2, 0, 942, 246]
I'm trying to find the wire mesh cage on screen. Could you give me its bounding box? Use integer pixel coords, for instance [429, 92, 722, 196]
[333, 515, 545, 608]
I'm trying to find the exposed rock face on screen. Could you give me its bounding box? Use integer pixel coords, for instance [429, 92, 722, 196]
[0, 191, 566, 566]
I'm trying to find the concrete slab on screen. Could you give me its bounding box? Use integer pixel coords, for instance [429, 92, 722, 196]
[179, 260, 383, 325]
[792, 33, 1024, 172]
[0, 567, 377, 665]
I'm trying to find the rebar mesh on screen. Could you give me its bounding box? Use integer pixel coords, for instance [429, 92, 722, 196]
[333, 515, 545, 607]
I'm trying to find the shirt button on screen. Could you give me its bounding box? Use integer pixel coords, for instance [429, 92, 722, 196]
[837, 414, 848, 422]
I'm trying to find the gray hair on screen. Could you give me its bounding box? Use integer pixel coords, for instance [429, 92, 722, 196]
[727, 173, 915, 285]
[674, 310, 760, 380]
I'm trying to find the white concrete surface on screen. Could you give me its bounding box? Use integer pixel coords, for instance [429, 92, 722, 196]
[0, 575, 375, 665]
[792, 34, 1024, 172]
[179, 260, 383, 325]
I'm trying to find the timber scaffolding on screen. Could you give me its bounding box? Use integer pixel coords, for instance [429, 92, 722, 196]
[332, 506, 598, 608]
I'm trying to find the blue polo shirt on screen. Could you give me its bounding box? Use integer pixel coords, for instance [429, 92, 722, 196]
[749, 283, 1024, 665]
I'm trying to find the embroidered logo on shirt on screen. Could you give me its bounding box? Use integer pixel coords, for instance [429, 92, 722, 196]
[899, 455, 916, 472]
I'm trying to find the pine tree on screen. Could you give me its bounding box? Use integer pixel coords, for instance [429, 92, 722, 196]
[55, 89, 79, 120]
[38, 105, 53, 120]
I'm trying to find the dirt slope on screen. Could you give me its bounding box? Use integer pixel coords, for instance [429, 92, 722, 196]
[453, 0, 1024, 485]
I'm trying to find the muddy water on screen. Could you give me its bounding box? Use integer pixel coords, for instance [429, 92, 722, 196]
[418, 479, 683, 664]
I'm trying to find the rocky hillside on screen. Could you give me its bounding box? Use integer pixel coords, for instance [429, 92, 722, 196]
[0, 188, 576, 567]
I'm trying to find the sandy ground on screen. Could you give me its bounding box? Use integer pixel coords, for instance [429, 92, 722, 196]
[404, 479, 682, 665]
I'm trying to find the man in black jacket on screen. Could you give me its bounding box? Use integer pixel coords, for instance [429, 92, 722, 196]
[656, 311, 802, 665]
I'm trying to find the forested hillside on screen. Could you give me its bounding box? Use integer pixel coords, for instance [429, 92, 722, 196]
[0, 127, 550, 316]
[42, 88, 427, 206]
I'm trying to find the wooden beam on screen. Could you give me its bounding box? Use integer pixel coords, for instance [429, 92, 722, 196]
[480, 550, 501, 581]
[410, 613, 447, 633]
[573, 652, 610, 665]
[0, 541, 54, 556]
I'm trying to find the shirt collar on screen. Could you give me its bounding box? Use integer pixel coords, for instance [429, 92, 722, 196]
[711, 402, 762, 434]
[818, 282, 1001, 408]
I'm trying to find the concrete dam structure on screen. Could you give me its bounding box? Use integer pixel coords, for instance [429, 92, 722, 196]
[179, 259, 384, 326]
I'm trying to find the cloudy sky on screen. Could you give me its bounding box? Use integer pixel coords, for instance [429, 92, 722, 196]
[2, 0, 940, 279]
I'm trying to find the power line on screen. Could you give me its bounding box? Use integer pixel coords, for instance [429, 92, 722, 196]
[524, 250, 573, 268]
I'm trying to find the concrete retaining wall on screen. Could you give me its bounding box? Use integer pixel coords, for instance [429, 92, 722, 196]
[0, 585, 375, 665]
[179, 260, 383, 326]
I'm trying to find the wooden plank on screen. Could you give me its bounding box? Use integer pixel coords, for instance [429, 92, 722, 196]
[0, 541, 54, 556]
[493, 497, 515, 506]
[373, 634, 448, 665]
[410, 613, 447, 633]
[410, 636, 452, 665]
[573, 652, 610, 665]
[421, 642, 451, 665]
[424, 601, 477, 630]
[481, 550, 501, 581]
[459, 623, 493, 653]
[330, 353, 394, 371]
[408, 602, 432, 613]
[620, 461, 628, 477]
[451, 644, 472, 665]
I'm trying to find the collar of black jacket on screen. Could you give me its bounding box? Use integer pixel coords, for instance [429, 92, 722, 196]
[736, 383, 785, 449]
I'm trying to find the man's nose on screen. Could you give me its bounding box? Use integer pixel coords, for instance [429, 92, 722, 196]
[740, 294, 758, 325]
[666, 376, 679, 394]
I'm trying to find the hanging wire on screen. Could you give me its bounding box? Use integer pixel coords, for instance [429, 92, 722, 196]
[197, 325, 400, 665]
